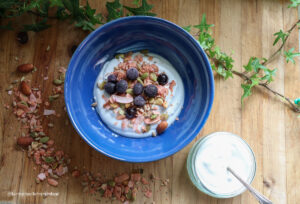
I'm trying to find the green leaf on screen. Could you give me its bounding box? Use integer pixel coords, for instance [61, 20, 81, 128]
[284, 48, 300, 64]
[273, 30, 288, 46]
[194, 14, 214, 32]
[261, 68, 277, 83]
[288, 0, 300, 8]
[0, 21, 13, 30]
[50, 0, 64, 7]
[106, 0, 123, 22]
[132, 0, 140, 6]
[182, 25, 191, 32]
[23, 18, 51, 32]
[241, 75, 259, 104]
[124, 0, 156, 16]
[243, 57, 266, 73]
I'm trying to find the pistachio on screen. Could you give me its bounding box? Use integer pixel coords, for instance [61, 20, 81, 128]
[150, 73, 157, 81]
[140, 72, 149, 80]
[97, 81, 106, 90]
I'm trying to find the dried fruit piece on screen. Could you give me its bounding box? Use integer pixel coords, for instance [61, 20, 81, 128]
[17, 136, 33, 148]
[16, 32, 28, 44]
[156, 121, 168, 135]
[20, 81, 31, 96]
[17, 63, 34, 73]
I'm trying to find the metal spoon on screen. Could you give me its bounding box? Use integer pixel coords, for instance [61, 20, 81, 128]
[227, 167, 273, 204]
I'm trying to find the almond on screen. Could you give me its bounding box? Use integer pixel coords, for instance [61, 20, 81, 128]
[17, 136, 33, 148]
[20, 81, 31, 96]
[156, 121, 168, 135]
[17, 63, 34, 73]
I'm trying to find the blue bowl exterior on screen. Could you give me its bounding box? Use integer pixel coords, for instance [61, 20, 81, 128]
[64, 16, 214, 162]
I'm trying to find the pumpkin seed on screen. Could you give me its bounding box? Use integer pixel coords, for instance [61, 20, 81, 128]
[40, 136, 49, 143]
[137, 77, 144, 85]
[140, 72, 149, 80]
[154, 98, 164, 105]
[126, 88, 133, 94]
[44, 156, 55, 163]
[160, 113, 169, 121]
[97, 81, 106, 90]
[53, 79, 63, 86]
[49, 94, 59, 101]
[150, 114, 158, 120]
[150, 73, 157, 81]
[141, 49, 149, 54]
[110, 103, 118, 109]
[108, 180, 115, 187]
[115, 53, 124, 59]
[149, 98, 155, 104]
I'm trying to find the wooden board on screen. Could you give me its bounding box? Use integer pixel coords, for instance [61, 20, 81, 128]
[0, 0, 299, 203]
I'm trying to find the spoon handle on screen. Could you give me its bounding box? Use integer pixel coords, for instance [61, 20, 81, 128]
[227, 167, 273, 204]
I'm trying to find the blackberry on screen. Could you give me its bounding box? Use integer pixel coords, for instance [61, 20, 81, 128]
[125, 106, 137, 119]
[134, 95, 146, 107]
[116, 79, 128, 94]
[107, 74, 117, 83]
[126, 68, 139, 80]
[104, 82, 116, 94]
[144, 84, 158, 98]
[133, 83, 143, 95]
[157, 73, 169, 85]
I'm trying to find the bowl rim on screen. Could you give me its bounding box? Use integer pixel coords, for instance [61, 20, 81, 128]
[64, 16, 215, 162]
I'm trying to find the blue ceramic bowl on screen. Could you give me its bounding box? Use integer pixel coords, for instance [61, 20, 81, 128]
[65, 16, 214, 162]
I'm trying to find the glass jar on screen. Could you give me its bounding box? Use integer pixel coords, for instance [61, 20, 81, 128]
[187, 132, 256, 198]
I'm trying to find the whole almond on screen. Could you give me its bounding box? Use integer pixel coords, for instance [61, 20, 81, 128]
[17, 136, 33, 148]
[17, 63, 34, 73]
[20, 81, 31, 96]
[156, 121, 168, 135]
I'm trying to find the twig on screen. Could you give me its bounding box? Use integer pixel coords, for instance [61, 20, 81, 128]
[262, 19, 300, 65]
[28, 11, 57, 19]
[207, 52, 300, 113]
[231, 70, 300, 112]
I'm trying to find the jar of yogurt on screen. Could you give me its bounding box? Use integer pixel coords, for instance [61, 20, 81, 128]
[187, 132, 256, 198]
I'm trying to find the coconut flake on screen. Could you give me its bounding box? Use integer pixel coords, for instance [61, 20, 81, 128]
[43, 109, 56, 116]
[37, 173, 46, 181]
[111, 94, 133, 104]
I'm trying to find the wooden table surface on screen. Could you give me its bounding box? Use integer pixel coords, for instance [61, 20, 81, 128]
[1, 0, 300, 203]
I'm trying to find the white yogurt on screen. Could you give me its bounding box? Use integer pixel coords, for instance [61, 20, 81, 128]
[192, 132, 256, 196]
[93, 52, 184, 138]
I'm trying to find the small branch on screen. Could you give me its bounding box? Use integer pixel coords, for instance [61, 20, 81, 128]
[232, 70, 300, 113]
[262, 19, 300, 65]
[28, 11, 57, 19]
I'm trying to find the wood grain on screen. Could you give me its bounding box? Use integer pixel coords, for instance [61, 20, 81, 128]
[0, 0, 299, 203]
